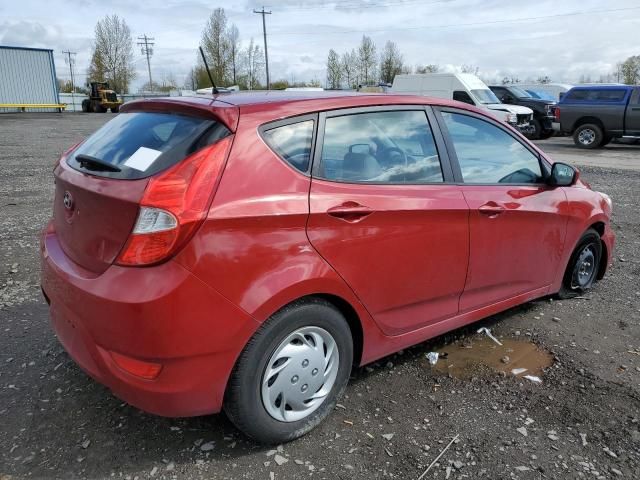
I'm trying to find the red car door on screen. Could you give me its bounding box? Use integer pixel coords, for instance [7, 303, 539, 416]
[307, 107, 469, 336]
[436, 109, 567, 311]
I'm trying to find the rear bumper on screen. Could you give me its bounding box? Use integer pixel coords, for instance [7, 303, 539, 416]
[40, 228, 258, 417]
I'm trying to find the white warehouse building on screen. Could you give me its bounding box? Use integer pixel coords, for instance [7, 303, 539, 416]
[0, 45, 61, 113]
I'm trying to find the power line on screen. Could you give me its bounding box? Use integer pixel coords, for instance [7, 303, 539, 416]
[269, 5, 640, 36]
[137, 34, 155, 91]
[62, 50, 77, 112]
[253, 7, 272, 89]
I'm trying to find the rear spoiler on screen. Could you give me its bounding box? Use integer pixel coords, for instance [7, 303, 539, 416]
[121, 97, 239, 132]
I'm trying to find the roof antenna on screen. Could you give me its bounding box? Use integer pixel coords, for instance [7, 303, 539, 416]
[199, 46, 219, 94]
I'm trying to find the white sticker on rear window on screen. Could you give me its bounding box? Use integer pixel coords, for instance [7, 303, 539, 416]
[124, 147, 162, 171]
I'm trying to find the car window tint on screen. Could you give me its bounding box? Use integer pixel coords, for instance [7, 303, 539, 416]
[452, 91, 475, 105]
[319, 110, 443, 183]
[442, 112, 543, 184]
[262, 120, 314, 173]
[566, 89, 593, 101]
[594, 89, 626, 101]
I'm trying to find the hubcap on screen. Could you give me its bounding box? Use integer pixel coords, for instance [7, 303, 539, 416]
[578, 128, 596, 145]
[571, 245, 596, 288]
[261, 326, 339, 422]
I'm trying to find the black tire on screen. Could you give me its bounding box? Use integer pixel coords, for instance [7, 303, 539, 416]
[93, 101, 106, 113]
[525, 118, 542, 140]
[81, 99, 92, 113]
[573, 124, 603, 149]
[557, 229, 602, 299]
[538, 129, 555, 140]
[224, 298, 353, 444]
[111, 105, 120, 113]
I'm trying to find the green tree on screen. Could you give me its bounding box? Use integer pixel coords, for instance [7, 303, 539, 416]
[201, 8, 231, 86]
[379, 40, 403, 84]
[621, 55, 640, 85]
[326, 49, 342, 89]
[357, 35, 377, 85]
[88, 14, 135, 93]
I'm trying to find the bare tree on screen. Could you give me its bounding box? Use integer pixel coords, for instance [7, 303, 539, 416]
[460, 64, 479, 75]
[201, 8, 231, 85]
[326, 49, 342, 89]
[357, 35, 377, 85]
[341, 49, 358, 89]
[536, 75, 552, 84]
[243, 38, 264, 90]
[228, 24, 240, 85]
[501, 76, 520, 85]
[379, 40, 403, 84]
[88, 14, 135, 93]
[415, 64, 439, 74]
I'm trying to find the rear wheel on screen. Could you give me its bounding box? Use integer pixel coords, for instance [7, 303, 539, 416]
[573, 124, 603, 149]
[224, 298, 353, 444]
[558, 229, 602, 299]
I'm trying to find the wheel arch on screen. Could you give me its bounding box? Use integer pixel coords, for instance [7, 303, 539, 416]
[588, 221, 609, 280]
[572, 116, 605, 134]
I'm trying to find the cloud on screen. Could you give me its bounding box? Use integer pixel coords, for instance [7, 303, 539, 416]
[1, 0, 639, 90]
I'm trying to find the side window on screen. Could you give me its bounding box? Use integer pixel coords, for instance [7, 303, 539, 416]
[566, 89, 593, 101]
[594, 89, 627, 102]
[453, 91, 475, 105]
[262, 120, 314, 173]
[319, 110, 443, 183]
[442, 112, 543, 184]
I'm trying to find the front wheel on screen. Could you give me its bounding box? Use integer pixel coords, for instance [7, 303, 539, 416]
[524, 118, 542, 140]
[224, 298, 353, 444]
[558, 229, 602, 299]
[573, 124, 603, 149]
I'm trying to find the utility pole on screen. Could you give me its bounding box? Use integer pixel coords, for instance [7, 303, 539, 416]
[253, 7, 272, 89]
[62, 50, 77, 112]
[137, 34, 155, 92]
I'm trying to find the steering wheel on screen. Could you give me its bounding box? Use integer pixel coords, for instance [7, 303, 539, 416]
[379, 146, 408, 168]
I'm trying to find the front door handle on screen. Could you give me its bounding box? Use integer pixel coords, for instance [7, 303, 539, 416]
[327, 202, 373, 222]
[478, 202, 505, 217]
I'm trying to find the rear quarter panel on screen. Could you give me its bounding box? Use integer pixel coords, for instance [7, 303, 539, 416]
[174, 109, 386, 364]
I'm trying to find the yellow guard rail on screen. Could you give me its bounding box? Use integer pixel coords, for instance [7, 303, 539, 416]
[0, 103, 66, 111]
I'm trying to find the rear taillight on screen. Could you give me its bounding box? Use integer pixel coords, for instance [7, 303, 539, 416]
[554, 107, 560, 122]
[116, 135, 233, 266]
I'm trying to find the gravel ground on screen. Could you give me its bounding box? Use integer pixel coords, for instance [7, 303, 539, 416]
[1, 113, 639, 480]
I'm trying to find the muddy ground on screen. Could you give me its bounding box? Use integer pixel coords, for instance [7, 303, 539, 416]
[1, 113, 639, 480]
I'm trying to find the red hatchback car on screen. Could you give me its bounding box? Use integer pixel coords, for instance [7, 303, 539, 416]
[41, 92, 614, 443]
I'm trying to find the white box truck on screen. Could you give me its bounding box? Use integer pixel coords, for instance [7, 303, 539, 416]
[391, 73, 534, 132]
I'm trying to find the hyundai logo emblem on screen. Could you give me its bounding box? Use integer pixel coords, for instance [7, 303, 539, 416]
[63, 191, 74, 210]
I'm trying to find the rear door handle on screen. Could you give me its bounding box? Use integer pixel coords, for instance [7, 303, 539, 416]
[478, 202, 505, 217]
[327, 202, 373, 222]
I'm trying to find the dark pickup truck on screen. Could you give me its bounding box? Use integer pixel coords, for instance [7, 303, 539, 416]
[489, 85, 556, 140]
[555, 85, 640, 149]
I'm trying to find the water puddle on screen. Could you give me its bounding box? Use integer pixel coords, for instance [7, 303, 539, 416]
[429, 335, 554, 380]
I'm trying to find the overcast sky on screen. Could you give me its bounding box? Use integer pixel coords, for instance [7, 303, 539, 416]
[1, 0, 638, 90]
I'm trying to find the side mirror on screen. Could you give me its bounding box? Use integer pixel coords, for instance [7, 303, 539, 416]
[549, 162, 578, 186]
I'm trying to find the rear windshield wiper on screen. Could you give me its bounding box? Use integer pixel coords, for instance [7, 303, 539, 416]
[75, 154, 122, 172]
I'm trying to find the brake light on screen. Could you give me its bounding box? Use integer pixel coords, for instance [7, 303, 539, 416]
[554, 107, 560, 122]
[116, 135, 233, 266]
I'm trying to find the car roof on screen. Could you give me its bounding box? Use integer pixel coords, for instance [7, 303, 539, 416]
[122, 91, 481, 131]
[568, 85, 632, 91]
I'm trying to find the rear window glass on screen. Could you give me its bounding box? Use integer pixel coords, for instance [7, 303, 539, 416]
[68, 112, 230, 179]
[261, 120, 314, 173]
